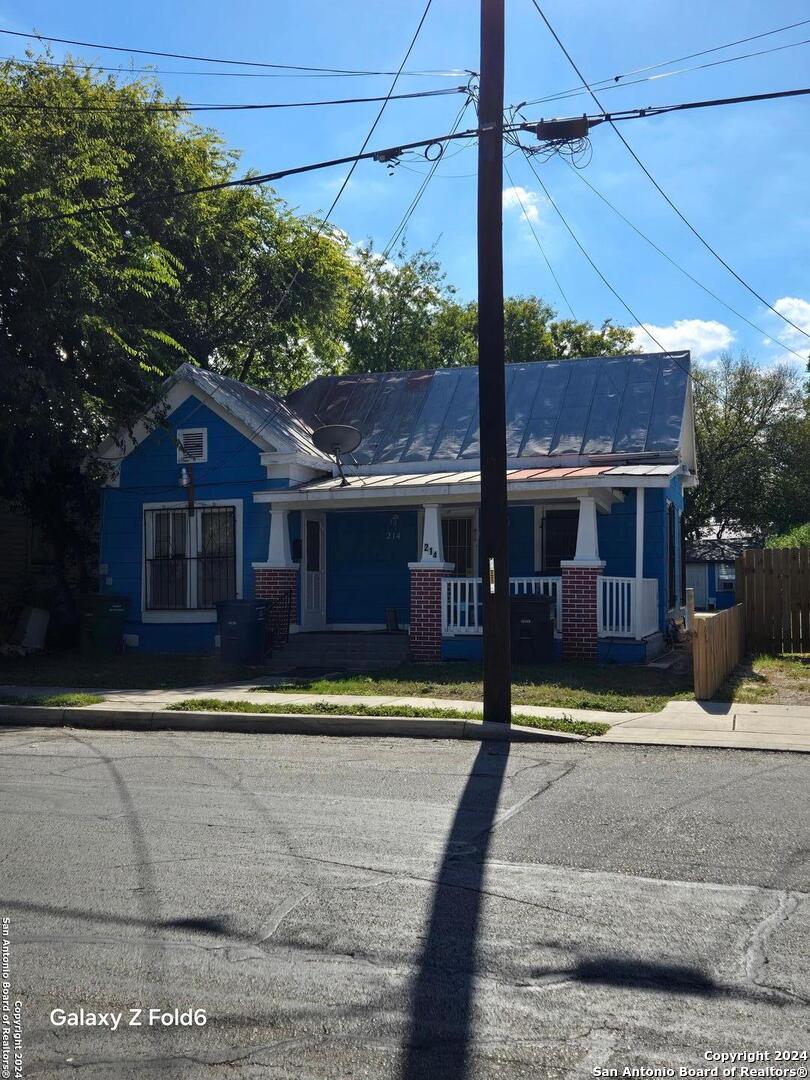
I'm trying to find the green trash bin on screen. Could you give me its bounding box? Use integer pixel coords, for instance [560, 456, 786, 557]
[80, 594, 131, 655]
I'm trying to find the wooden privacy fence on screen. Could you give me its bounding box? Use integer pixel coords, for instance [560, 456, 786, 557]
[736, 547, 810, 654]
[692, 605, 746, 700]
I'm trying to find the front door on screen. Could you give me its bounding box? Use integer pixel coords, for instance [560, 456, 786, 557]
[686, 563, 708, 609]
[302, 512, 326, 630]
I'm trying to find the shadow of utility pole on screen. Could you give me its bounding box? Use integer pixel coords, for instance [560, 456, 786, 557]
[402, 738, 510, 1080]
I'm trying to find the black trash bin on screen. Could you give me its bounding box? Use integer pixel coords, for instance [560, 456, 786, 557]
[510, 593, 555, 664]
[80, 594, 131, 655]
[216, 600, 270, 664]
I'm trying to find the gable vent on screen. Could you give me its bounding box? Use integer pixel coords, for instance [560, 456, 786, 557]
[176, 427, 207, 463]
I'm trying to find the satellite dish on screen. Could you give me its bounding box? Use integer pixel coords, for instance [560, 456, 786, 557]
[312, 424, 362, 487]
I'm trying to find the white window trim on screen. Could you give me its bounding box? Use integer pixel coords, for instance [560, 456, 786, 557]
[717, 561, 736, 581]
[176, 427, 208, 464]
[141, 499, 242, 623]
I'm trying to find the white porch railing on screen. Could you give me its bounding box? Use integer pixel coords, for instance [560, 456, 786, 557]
[442, 576, 561, 636]
[596, 576, 659, 638]
[442, 575, 659, 639]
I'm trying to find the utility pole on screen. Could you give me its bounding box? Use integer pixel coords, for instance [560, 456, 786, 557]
[477, 0, 511, 723]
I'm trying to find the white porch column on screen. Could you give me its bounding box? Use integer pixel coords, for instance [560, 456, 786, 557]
[264, 507, 296, 568]
[408, 503, 453, 662]
[560, 495, 605, 661]
[419, 503, 450, 565]
[634, 487, 645, 639]
[252, 506, 299, 629]
[571, 495, 602, 565]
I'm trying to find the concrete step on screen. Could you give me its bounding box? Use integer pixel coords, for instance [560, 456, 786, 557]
[267, 632, 409, 673]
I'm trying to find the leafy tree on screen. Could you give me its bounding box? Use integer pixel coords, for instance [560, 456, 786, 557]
[0, 55, 356, 568]
[342, 244, 633, 373]
[766, 523, 810, 548]
[683, 353, 807, 540]
[434, 296, 633, 366]
[342, 245, 455, 372]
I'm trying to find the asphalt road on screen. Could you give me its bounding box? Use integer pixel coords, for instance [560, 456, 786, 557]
[2, 726, 808, 1080]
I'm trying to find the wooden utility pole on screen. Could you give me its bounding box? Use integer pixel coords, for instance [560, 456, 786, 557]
[477, 0, 511, 723]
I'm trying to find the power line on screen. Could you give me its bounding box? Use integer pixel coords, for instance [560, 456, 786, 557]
[0, 25, 467, 77]
[0, 85, 467, 113]
[502, 157, 575, 318]
[2, 125, 488, 233]
[383, 94, 472, 256]
[586, 84, 810, 124]
[560, 158, 809, 364]
[581, 16, 810, 84]
[113, 0, 439, 484]
[518, 148, 672, 358]
[7, 80, 810, 232]
[527, 0, 810, 345]
[521, 26, 810, 108]
[0, 52, 468, 81]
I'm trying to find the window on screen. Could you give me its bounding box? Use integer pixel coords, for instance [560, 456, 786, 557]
[176, 427, 207, 463]
[144, 505, 236, 610]
[717, 562, 735, 592]
[668, 502, 677, 609]
[541, 509, 578, 571]
[442, 515, 475, 577]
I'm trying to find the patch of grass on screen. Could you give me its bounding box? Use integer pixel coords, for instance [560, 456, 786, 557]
[253, 660, 692, 713]
[170, 697, 610, 737]
[0, 651, 268, 690]
[0, 692, 104, 707]
[715, 652, 810, 704]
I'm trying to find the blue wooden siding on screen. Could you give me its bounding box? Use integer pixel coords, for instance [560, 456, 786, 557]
[706, 562, 736, 608]
[98, 390, 685, 657]
[99, 395, 288, 652]
[325, 510, 417, 625]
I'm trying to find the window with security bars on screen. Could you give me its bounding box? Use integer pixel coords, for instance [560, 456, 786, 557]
[144, 506, 236, 610]
[442, 516, 475, 577]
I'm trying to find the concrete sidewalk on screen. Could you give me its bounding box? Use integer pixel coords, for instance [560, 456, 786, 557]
[594, 699, 810, 752]
[1, 684, 808, 752]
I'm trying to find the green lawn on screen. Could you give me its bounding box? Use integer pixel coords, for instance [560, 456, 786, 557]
[715, 653, 810, 705]
[0, 652, 692, 712]
[0, 692, 104, 707]
[256, 660, 692, 713]
[171, 697, 610, 737]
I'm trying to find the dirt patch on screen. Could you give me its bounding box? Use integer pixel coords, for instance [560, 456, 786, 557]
[718, 654, 810, 704]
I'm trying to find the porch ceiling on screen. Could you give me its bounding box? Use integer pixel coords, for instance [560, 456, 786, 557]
[254, 463, 683, 508]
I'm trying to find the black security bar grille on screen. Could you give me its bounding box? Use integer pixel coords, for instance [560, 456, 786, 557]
[145, 506, 236, 610]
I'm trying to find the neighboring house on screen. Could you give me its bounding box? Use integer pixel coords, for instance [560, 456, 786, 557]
[95, 351, 697, 663]
[685, 535, 754, 610]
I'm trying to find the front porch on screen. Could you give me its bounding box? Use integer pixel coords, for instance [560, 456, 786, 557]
[253, 467, 684, 665]
[441, 573, 660, 661]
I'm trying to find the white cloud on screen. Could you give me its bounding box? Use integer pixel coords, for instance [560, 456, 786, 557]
[502, 185, 542, 224]
[630, 318, 734, 360]
[762, 296, 810, 368]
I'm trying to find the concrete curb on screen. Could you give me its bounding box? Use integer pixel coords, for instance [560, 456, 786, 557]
[0, 704, 584, 743]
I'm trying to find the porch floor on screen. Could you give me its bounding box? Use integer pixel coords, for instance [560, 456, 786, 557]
[267, 631, 409, 674]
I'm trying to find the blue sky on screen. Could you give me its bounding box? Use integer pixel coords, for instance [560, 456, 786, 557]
[5, 0, 810, 366]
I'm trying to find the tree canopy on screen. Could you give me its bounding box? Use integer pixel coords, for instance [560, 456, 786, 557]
[684, 353, 809, 540]
[342, 244, 633, 373]
[0, 55, 358, 564]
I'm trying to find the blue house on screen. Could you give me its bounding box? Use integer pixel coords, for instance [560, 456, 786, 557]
[685, 535, 753, 610]
[95, 351, 697, 663]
